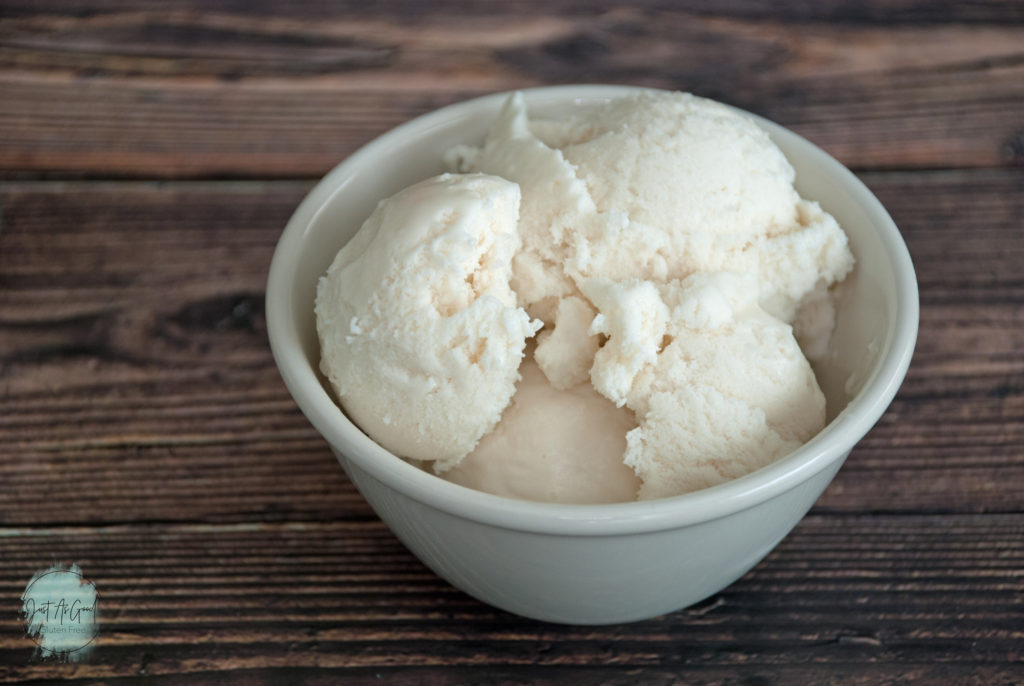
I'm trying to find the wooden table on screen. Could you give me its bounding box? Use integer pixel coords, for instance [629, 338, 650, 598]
[2, 2, 1022, 682]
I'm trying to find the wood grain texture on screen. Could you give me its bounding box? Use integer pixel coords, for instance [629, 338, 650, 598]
[1, 2, 1022, 681]
[1, 2, 1024, 178]
[0, 515, 1021, 681]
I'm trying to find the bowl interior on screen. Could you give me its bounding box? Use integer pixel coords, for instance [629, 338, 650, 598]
[268, 85, 917, 529]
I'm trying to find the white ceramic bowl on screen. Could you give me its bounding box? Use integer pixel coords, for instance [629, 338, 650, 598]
[266, 85, 918, 625]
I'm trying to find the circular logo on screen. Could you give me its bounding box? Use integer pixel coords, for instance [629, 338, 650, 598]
[21, 564, 99, 660]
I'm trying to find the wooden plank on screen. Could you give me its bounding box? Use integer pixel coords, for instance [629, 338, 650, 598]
[0, 514, 1020, 680]
[0, 666, 1018, 686]
[2, 0, 1024, 21]
[1, 5, 1023, 177]
[5, 0, 1024, 22]
[0, 170, 1021, 526]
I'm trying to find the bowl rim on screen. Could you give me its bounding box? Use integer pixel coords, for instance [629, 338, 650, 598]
[266, 84, 919, 536]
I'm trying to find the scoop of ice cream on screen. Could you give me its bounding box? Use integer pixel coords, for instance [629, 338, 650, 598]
[588, 271, 826, 499]
[315, 173, 541, 470]
[539, 91, 801, 250]
[449, 92, 853, 389]
[443, 357, 640, 504]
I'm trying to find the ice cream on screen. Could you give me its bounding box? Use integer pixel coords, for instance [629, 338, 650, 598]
[447, 92, 854, 369]
[587, 271, 826, 499]
[315, 173, 541, 470]
[316, 90, 854, 504]
[444, 356, 641, 504]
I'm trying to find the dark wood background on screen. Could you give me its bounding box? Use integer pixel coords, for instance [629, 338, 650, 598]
[1, 2, 1022, 683]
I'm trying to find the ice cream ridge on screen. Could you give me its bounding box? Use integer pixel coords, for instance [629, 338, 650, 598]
[316, 90, 855, 504]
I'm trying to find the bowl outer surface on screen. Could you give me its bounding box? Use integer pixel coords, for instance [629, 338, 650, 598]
[266, 85, 919, 537]
[339, 448, 848, 624]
